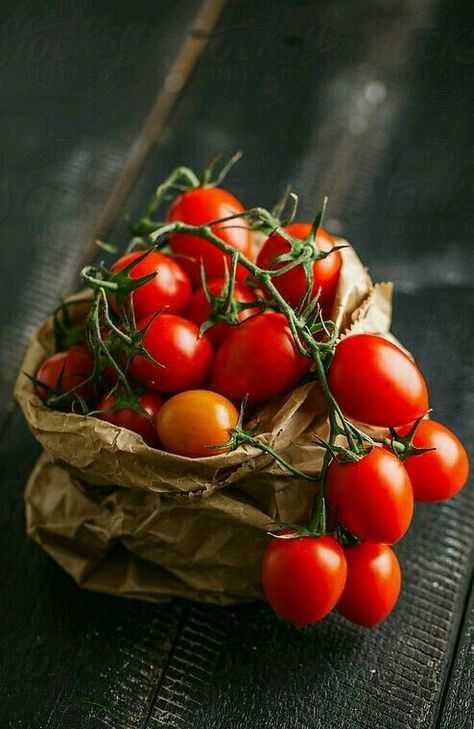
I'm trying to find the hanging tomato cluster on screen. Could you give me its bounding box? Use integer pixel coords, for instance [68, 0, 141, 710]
[30, 154, 469, 630]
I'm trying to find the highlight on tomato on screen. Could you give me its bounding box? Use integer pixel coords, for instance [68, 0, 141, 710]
[261, 532, 347, 627]
[256, 223, 341, 316]
[210, 312, 310, 404]
[156, 389, 239, 458]
[337, 543, 401, 628]
[98, 389, 164, 448]
[328, 334, 429, 427]
[110, 250, 191, 319]
[129, 313, 213, 393]
[35, 344, 94, 405]
[398, 419, 469, 502]
[166, 186, 253, 285]
[326, 447, 414, 544]
[185, 278, 260, 346]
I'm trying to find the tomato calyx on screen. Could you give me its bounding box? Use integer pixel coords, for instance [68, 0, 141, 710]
[373, 413, 436, 462]
[82, 249, 160, 312]
[258, 198, 346, 288]
[26, 363, 92, 413]
[335, 524, 362, 547]
[92, 382, 152, 421]
[53, 299, 91, 350]
[210, 396, 319, 481]
[196, 260, 265, 337]
[199, 150, 243, 189]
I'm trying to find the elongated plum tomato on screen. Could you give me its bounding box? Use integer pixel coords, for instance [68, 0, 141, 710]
[166, 187, 253, 285]
[210, 312, 310, 404]
[337, 543, 401, 628]
[129, 314, 213, 393]
[156, 390, 239, 457]
[256, 223, 342, 316]
[328, 334, 429, 427]
[262, 533, 347, 627]
[326, 447, 414, 544]
[98, 390, 164, 448]
[397, 420, 469, 502]
[35, 345, 94, 403]
[110, 250, 191, 319]
[185, 278, 260, 346]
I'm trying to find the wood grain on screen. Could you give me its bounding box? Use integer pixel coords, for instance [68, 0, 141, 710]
[1, 0, 473, 727]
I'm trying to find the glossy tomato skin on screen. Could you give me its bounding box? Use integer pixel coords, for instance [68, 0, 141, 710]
[337, 543, 401, 628]
[262, 534, 347, 627]
[185, 278, 260, 346]
[326, 447, 414, 544]
[156, 389, 239, 457]
[166, 187, 253, 285]
[35, 345, 94, 403]
[397, 420, 469, 502]
[129, 314, 213, 393]
[110, 250, 191, 319]
[328, 334, 429, 427]
[256, 223, 341, 316]
[98, 390, 163, 447]
[210, 312, 310, 404]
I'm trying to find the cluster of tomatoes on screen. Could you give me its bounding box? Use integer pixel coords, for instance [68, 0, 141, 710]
[263, 335, 469, 629]
[32, 164, 469, 630]
[33, 182, 342, 456]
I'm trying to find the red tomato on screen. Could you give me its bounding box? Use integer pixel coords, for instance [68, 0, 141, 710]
[110, 250, 191, 319]
[328, 334, 429, 427]
[337, 543, 401, 628]
[262, 533, 347, 627]
[98, 390, 163, 447]
[326, 447, 414, 544]
[156, 390, 239, 457]
[129, 314, 213, 393]
[256, 223, 341, 316]
[185, 278, 260, 346]
[397, 420, 469, 502]
[35, 345, 94, 403]
[166, 187, 253, 285]
[210, 312, 310, 404]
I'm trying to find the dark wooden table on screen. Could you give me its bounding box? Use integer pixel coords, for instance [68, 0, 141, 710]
[1, 1, 473, 727]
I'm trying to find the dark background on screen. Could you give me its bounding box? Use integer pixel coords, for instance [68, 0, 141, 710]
[1, 1, 473, 727]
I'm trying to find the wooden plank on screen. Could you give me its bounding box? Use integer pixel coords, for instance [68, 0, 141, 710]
[438, 580, 474, 729]
[2, 0, 473, 727]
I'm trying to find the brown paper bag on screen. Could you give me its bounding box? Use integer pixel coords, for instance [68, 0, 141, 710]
[17, 244, 394, 604]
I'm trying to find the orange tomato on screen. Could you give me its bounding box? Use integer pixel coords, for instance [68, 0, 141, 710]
[156, 390, 239, 458]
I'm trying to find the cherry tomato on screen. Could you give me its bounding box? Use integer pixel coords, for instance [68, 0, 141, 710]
[326, 447, 414, 544]
[156, 389, 239, 457]
[337, 543, 401, 628]
[185, 278, 260, 346]
[397, 420, 469, 502]
[256, 223, 341, 316]
[262, 533, 347, 627]
[210, 312, 310, 404]
[129, 314, 213, 393]
[328, 334, 429, 427]
[166, 187, 253, 285]
[35, 345, 94, 403]
[110, 250, 191, 319]
[98, 390, 164, 447]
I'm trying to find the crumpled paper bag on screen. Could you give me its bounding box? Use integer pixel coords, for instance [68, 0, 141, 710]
[18, 243, 395, 604]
